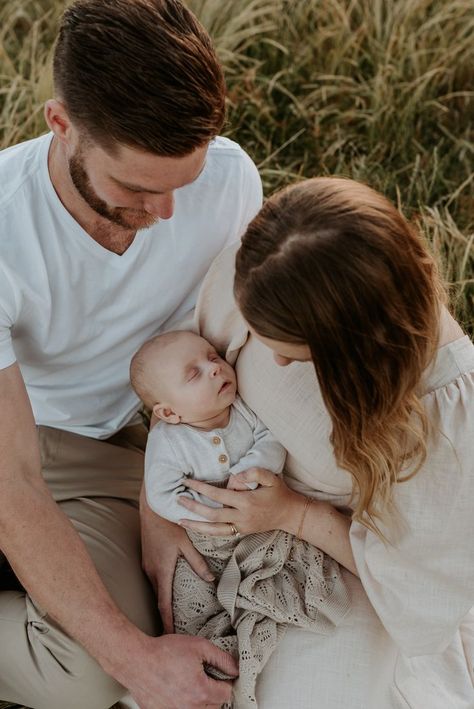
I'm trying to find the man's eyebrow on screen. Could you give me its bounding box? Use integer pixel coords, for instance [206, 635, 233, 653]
[112, 162, 207, 194]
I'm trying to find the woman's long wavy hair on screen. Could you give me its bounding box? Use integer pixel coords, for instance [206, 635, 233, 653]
[234, 177, 444, 534]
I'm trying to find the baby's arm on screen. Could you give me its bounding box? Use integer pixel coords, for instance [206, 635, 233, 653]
[145, 428, 222, 523]
[228, 413, 286, 489]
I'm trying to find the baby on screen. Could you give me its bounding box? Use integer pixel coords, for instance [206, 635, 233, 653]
[130, 330, 287, 520]
[130, 331, 350, 708]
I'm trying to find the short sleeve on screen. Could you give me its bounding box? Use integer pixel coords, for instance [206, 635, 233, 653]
[0, 263, 20, 370]
[350, 370, 474, 657]
[226, 150, 263, 247]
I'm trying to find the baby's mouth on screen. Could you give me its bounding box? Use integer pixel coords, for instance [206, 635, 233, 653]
[218, 381, 231, 394]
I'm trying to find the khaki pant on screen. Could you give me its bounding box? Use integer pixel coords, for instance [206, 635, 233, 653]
[0, 425, 160, 709]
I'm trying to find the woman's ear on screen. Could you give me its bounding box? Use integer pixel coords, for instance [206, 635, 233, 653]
[152, 403, 181, 425]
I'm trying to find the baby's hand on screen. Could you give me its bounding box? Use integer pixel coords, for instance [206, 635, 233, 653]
[227, 473, 258, 491]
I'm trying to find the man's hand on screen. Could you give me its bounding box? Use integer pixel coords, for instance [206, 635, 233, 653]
[119, 633, 238, 709]
[140, 486, 215, 633]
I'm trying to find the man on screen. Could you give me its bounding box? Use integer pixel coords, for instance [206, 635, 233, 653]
[0, 1, 262, 707]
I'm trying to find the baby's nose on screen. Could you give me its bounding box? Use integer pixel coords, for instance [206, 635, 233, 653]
[210, 361, 221, 376]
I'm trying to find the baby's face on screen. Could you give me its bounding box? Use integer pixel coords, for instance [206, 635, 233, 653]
[154, 333, 237, 424]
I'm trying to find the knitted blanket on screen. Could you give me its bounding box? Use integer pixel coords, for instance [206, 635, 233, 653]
[173, 529, 351, 708]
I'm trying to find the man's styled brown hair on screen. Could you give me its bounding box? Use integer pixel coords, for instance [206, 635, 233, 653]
[53, 0, 226, 155]
[235, 177, 445, 536]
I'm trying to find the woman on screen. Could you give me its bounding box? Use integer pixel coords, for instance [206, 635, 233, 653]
[165, 177, 474, 707]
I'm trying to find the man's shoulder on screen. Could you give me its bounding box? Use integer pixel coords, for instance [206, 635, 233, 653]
[194, 136, 262, 220]
[207, 136, 259, 177]
[0, 133, 50, 212]
[174, 135, 261, 233]
[208, 135, 247, 157]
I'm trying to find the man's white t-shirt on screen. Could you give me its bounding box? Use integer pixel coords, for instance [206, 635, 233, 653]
[0, 133, 262, 438]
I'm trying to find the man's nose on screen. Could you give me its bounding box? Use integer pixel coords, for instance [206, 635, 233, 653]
[143, 192, 174, 219]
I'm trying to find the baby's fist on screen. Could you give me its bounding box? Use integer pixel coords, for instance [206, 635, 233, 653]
[227, 473, 259, 491]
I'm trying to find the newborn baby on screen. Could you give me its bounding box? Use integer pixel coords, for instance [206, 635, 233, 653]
[130, 331, 350, 709]
[130, 330, 286, 519]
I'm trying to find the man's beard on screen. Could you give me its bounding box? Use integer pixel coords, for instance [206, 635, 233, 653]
[68, 147, 158, 230]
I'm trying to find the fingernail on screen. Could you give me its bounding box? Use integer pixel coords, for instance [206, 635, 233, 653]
[205, 573, 215, 582]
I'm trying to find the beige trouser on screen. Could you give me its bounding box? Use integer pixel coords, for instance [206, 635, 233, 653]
[0, 424, 160, 709]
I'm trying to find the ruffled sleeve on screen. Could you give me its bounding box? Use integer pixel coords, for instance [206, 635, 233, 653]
[350, 353, 474, 657]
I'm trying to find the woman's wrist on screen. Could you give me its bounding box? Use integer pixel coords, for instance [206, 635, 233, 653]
[280, 494, 358, 575]
[279, 490, 314, 536]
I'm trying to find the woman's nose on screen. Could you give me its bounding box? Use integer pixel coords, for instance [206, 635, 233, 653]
[273, 353, 293, 367]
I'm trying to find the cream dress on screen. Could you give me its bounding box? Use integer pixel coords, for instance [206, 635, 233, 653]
[194, 243, 474, 709]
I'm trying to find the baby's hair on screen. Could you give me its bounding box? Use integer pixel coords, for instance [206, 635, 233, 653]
[130, 330, 188, 408]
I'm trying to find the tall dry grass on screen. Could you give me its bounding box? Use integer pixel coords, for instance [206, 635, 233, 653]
[1, 0, 473, 331]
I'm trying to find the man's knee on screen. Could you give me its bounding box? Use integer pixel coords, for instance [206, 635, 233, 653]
[0, 593, 128, 709]
[31, 641, 124, 709]
[23, 616, 124, 709]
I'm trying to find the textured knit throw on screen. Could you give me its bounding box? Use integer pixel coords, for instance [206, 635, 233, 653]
[173, 529, 351, 708]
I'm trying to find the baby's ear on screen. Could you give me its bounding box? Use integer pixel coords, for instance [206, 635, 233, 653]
[152, 403, 181, 425]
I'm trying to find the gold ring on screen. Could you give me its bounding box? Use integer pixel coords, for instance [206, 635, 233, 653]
[229, 523, 240, 537]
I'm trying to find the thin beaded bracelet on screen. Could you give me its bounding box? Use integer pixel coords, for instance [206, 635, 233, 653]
[296, 496, 313, 538]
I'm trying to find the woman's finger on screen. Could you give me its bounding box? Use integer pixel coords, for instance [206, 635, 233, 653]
[181, 478, 241, 505]
[178, 495, 237, 520]
[179, 519, 237, 537]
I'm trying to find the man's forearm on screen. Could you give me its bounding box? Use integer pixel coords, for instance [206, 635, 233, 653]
[0, 363, 154, 689]
[0, 474, 149, 681]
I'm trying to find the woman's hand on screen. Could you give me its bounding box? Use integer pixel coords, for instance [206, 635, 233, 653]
[178, 469, 359, 577]
[140, 485, 215, 633]
[178, 467, 305, 536]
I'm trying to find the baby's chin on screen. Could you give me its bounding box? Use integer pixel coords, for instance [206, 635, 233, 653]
[219, 386, 237, 408]
[206, 397, 235, 418]
[181, 399, 234, 430]
[182, 387, 238, 425]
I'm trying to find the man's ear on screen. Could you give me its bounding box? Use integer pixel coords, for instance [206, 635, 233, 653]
[152, 403, 181, 425]
[44, 99, 75, 146]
